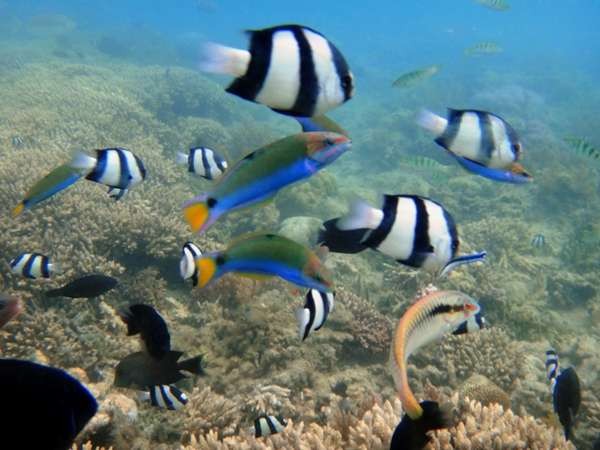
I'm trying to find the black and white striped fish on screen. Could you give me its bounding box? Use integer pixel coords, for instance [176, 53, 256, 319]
[180, 242, 202, 286]
[176, 147, 228, 180]
[199, 24, 354, 117]
[531, 234, 545, 249]
[10, 252, 55, 279]
[70, 148, 146, 191]
[452, 310, 485, 335]
[295, 289, 334, 341]
[254, 414, 287, 438]
[138, 385, 188, 410]
[318, 195, 486, 277]
[545, 349, 581, 441]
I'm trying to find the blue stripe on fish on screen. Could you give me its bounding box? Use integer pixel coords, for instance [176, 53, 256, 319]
[451, 155, 531, 183]
[439, 251, 487, 278]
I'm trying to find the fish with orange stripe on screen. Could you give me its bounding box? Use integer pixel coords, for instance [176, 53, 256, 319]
[389, 290, 484, 450]
[182, 132, 351, 234]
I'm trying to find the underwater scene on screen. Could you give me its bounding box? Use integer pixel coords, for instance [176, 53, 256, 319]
[1, 0, 600, 449]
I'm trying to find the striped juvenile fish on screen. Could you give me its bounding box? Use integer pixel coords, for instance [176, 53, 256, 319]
[176, 147, 228, 180]
[564, 137, 600, 160]
[389, 291, 483, 450]
[10, 252, 56, 279]
[392, 65, 440, 89]
[464, 42, 503, 56]
[180, 242, 202, 286]
[254, 414, 287, 437]
[138, 385, 188, 410]
[545, 349, 581, 441]
[183, 132, 350, 234]
[474, 0, 510, 11]
[397, 155, 446, 170]
[296, 289, 335, 341]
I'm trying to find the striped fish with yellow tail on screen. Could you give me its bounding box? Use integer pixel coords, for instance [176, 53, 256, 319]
[389, 290, 484, 450]
[183, 132, 351, 234]
[193, 233, 333, 292]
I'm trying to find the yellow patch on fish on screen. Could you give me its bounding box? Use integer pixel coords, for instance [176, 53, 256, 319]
[184, 202, 209, 233]
[195, 257, 217, 288]
[11, 202, 24, 218]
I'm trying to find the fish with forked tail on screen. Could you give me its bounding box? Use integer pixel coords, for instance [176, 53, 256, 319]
[119, 304, 170, 360]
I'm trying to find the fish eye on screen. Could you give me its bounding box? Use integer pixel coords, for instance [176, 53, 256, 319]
[324, 138, 335, 146]
[341, 74, 352, 88]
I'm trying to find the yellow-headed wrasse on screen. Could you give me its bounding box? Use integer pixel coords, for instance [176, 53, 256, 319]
[10, 252, 57, 279]
[464, 41, 503, 56]
[0, 358, 97, 450]
[318, 195, 486, 277]
[254, 415, 288, 437]
[114, 351, 205, 390]
[176, 146, 228, 180]
[0, 294, 23, 328]
[193, 233, 333, 292]
[392, 65, 440, 89]
[180, 241, 202, 286]
[70, 147, 146, 196]
[564, 136, 600, 160]
[45, 274, 118, 298]
[389, 291, 484, 450]
[474, 0, 510, 11]
[138, 385, 188, 411]
[119, 304, 170, 360]
[199, 24, 354, 117]
[182, 132, 350, 234]
[294, 115, 349, 137]
[545, 349, 581, 441]
[417, 108, 532, 183]
[296, 289, 335, 341]
[12, 163, 84, 217]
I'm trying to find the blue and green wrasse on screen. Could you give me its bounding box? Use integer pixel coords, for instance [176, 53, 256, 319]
[12, 164, 84, 217]
[193, 233, 333, 292]
[183, 132, 351, 234]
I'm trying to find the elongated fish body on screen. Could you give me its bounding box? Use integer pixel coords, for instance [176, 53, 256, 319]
[321, 195, 486, 276]
[119, 304, 171, 360]
[0, 359, 97, 450]
[12, 164, 84, 217]
[464, 42, 503, 56]
[183, 132, 350, 234]
[200, 24, 354, 117]
[564, 137, 600, 160]
[194, 233, 333, 291]
[254, 414, 287, 437]
[392, 65, 439, 88]
[70, 148, 146, 190]
[474, 0, 510, 11]
[45, 274, 118, 298]
[180, 241, 202, 286]
[0, 294, 23, 328]
[389, 291, 481, 450]
[545, 349, 581, 440]
[296, 289, 335, 341]
[10, 252, 54, 279]
[176, 147, 228, 180]
[138, 385, 188, 410]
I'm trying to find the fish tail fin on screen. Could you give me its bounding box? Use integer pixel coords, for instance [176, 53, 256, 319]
[48, 262, 62, 275]
[179, 354, 206, 376]
[175, 152, 188, 166]
[69, 151, 97, 174]
[195, 253, 219, 288]
[44, 287, 63, 298]
[439, 251, 487, 277]
[182, 194, 215, 234]
[295, 307, 309, 341]
[199, 42, 250, 78]
[416, 109, 448, 135]
[337, 198, 380, 231]
[390, 401, 448, 450]
[11, 202, 25, 218]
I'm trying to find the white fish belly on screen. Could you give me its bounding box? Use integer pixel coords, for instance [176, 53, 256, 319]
[449, 112, 482, 160]
[99, 150, 123, 186]
[304, 29, 342, 116]
[376, 198, 416, 260]
[488, 116, 516, 167]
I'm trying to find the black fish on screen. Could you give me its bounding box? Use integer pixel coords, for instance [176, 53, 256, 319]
[114, 351, 205, 389]
[0, 358, 97, 450]
[390, 401, 447, 450]
[46, 274, 118, 298]
[317, 218, 370, 254]
[553, 367, 581, 440]
[119, 304, 170, 359]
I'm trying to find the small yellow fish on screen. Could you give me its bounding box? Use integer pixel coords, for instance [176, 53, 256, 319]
[392, 65, 440, 88]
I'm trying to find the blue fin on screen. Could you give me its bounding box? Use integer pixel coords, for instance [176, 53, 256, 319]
[440, 251, 487, 277]
[451, 154, 531, 184]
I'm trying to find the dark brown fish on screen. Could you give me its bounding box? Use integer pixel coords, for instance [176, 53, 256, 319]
[114, 351, 204, 389]
[45, 274, 118, 298]
[0, 294, 22, 328]
[119, 304, 170, 359]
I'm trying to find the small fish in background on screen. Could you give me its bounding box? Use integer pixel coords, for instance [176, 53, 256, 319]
[254, 414, 287, 438]
[180, 241, 202, 286]
[474, 0, 510, 11]
[389, 291, 483, 449]
[417, 108, 532, 183]
[0, 358, 97, 450]
[531, 233, 546, 249]
[564, 137, 600, 160]
[294, 115, 349, 136]
[193, 233, 333, 291]
[176, 147, 228, 180]
[45, 274, 118, 298]
[318, 195, 486, 277]
[119, 304, 171, 360]
[0, 294, 23, 328]
[199, 24, 354, 117]
[11, 135, 24, 147]
[182, 132, 350, 234]
[70, 147, 146, 191]
[464, 42, 503, 56]
[10, 252, 56, 279]
[545, 349, 581, 441]
[114, 350, 205, 389]
[296, 289, 335, 341]
[12, 164, 84, 217]
[397, 155, 447, 171]
[138, 385, 188, 410]
[392, 65, 440, 89]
